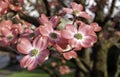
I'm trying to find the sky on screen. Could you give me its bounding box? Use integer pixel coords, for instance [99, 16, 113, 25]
[23, 0, 120, 18]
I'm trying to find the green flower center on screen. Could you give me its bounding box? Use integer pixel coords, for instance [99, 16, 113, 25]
[29, 33, 35, 38]
[31, 49, 39, 56]
[74, 10, 80, 16]
[7, 35, 13, 40]
[50, 33, 58, 39]
[74, 33, 82, 40]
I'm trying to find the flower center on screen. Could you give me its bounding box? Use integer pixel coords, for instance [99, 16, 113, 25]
[74, 33, 82, 40]
[74, 10, 80, 16]
[50, 33, 58, 39]
[0, 34, 2, 38]
[29, 33, 35, 38]
[7, 35, 13, 40]
[31, 49, 39, 56]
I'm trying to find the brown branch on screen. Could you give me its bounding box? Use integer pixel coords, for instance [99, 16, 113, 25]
[0, 46, 19, 54]
[103, 0, 117, 24]
[18, 11, 40, 27]
[74, 57, 89, 73]
[39, 64, 60, 77]
[58, 0, 68, 7]
[42, 0, 51, 16]
[74, 0, 86, 7]
[94, 0, 107, 25]
[114, 54, 120, 77]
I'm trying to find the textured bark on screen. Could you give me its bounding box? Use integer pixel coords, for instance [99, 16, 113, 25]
[92, 39, 112, 77]
[114, 55, 120, 77]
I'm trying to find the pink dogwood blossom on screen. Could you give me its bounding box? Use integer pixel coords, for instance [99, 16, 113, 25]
[63, 2, 91, 19]
[39, 14, 60, 28]
[58, 65, 71, 75]
[61, 23, 97, 49]
[17, 36, 49, 70]
[39, 25, 66, 46]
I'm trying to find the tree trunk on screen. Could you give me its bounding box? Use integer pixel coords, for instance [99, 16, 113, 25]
[92, 40, 112, 77]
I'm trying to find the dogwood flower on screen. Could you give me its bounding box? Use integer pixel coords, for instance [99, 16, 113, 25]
[0, 0, 8, 16]
[61, 24, 97, 49]
[0, 20, 18, 45]
[58, 65, 71, 75]
[63, 2, 91, 19]
[39, 14, 60, 28]
[39, 25, 66, 46]
[17, 36, 49, 70]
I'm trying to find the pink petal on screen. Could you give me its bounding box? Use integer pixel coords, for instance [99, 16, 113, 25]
[20, 55, 30, 68]
[27, 58, 38, 71]
[61, 30, 73, 39]
[65, 24, 77, 33]
[33, 36, 48, 50]
[63, 8, 73, 14]
[0, 37, 8, 46]
[50, 16, 61, 28]
[38, 49, 49, 63]
[54, 44, 63, 52]
[39, 25, 53, 36]
[81, 35, 97, 48]
[63, 51, 77, 60]
[1, 20, 12, 29]
[90, 23, 102, 32]
[71, 2, 83, 11]
[69, 39, 82, 50]
[17, 38, 33, 54]
[81, 40, 92, 48]
[39, 14, 49, 24]
[78, 12, 92, 19]
[78, 24, 94, 35]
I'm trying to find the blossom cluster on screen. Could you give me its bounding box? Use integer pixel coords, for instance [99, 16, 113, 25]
[0, 2, 101, 71]
[0, 0, 22, 16]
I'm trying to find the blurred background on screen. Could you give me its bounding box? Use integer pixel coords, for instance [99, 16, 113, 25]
[0, 0, 120, 77]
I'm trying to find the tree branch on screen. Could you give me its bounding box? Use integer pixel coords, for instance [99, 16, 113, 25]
[58, 0, 68, 7]
[103, 0, 117, 24]
[42, 0, 51, 16]
[18, 11, 40, 27]
[39, 64, 60, 77]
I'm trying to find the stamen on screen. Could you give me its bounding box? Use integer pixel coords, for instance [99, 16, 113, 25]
[74, 33, 82, 40]
[50, 33, 58, 39]
[7, 35, 13, 40]
[74, 10, 80, 16]
[31, 49, 39, 56]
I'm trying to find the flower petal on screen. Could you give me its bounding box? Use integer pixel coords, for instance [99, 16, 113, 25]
[78, 24, 94, 35]
[71, 2, 83, 11]
[20, 55, 30, 68]
[69, 39, 82, 50]
[39, 25, 53, 36]
[38, 49, 49, 63]
[90, 22, 102, 32]
[63, 51, 77, 60]
[61, 30, 73, 39]
[27, 58, 38, 71]
[39, 14, 49, 24]
[17, 38, 33, 54]
[81, 35, 97, 48]
[63, 8, 73, 14]
[65, 24, 77, 33]
[33, 36, 48, 50]
[78, 12, 92, 19]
